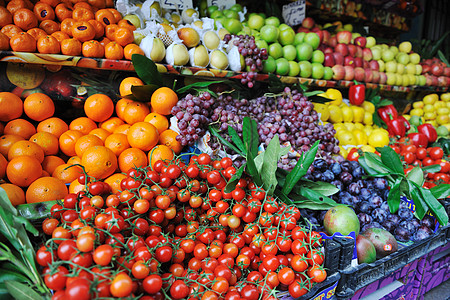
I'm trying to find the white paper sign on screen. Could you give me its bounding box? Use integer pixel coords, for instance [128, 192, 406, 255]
[207, 0, 236, 9]
[160, 0, 193, 10]
[282, 0, 306, 26]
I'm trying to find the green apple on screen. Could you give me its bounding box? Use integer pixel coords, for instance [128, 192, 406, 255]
[298, 61, 312, 78]
[385, 61, 397, 73]
[230, 4, 243, 12]
[276, 58, 290, 75]
[248, 14, 265, 31]
[386, 72, 396, 85]
[269, 43, 283, 59]
[377, 60, 385, 72]
[395, 73, 402, 86]
[260, 25, 279, 43]
[389, 46, 399, 56]
[224, 19, 242, 34]
[210, 10, 223, 19]
[408, 74, 416, 85]
[381, 49, 394, 62]
[278, 28, 295, 46]
[123, 14, 141, 29]
[311, 50, 324, 64]
[262, 56, 276, 73]
[405, 63, 416, 75]
[265, 16, 280, 27]
[402, 74, 409, 86]
[303, 32, 320, 50]
[323, 66, 333, 80]
[224, 10, 240, 20]
[396, 52, 410, 65]
[366, 36, 376, 48]
[255, 39, 269, 51]
[207, 5, 219, 16]
[397, 63, 405, 75]
[371, 48, 381, 60]
[278, 24, 291, 32]
[288, 61, 300, 77]
[296, 43, 313, 61]
[410, 53, 421, 64]
[311, 63, 324, 79]
[415, 64, 422, 75]
[399, 41, 412, 53]
[418, 75, 426, 86]
[294, 32, 305, 45]
[283, 45, 297, 61]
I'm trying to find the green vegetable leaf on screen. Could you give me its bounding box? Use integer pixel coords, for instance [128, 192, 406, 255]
[208, 126, 245, 156]
[406, 166, 424, 187]
[298, 180, 340, 196]
[176, 80, 224, 94]
[292, 199, 338, 210]
[377, 146, 404, 174]
[298, 187, 339, 206]
[387, 178, 402, 213]
[408, 181, 428, 220]
[131, 54, 163, 87]
[308, 95, 333, 104]
[362, 152, 393, 174]
[254, 152, 264, 173]
[224, 164, 246, 193]
[245, 150, 262, 187]
[418, 186, 448, 226]
[17, 201, 54, 221]
[129, 84, 160, 101]
[243, 117, 259, 158]
[228, 127, 246, 155]
[261, 135, 280, 195]
[0, 269, 29, 284]
[430, 184, 450, 199]
[5, 281, 42, 300]
[282, 140, 320, 195]
[422, 164, 441, 173]
[279, 146, 290, 157]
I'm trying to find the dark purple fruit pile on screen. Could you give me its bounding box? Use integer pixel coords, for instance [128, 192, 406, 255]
[302, 159, 436, 242]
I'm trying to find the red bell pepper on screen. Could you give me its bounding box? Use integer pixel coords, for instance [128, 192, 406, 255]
[407, 132, 429, 148]
[349, 83, 365, 105]
[417, 124, 437, 143]
[388, 118, 406, 137]
[377, 105, 398, 124]
[398, 116, 410, 131]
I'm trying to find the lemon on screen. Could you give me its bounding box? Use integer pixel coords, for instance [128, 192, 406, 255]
[339, 146, 348, 159]
[434, 101, 445, 109]
[437, 107, 449, 115]
[402, 114, 411, 121]
[354, 123, 365, 131]
[344, 122, 355, 131]
[436, 115, 449, 125]
[351, 106, 365, 123]
[447, 102, 450, 108]
[360, 145, 376, 153]
[364, 126, 374, 137]
[333, 123, 345, 131]
[424, 112, 436, 120]
[427, 120, 438, 128]
[443, 124, 450, 132]
[368, 129, 389, 148]
[353, 129, 368, 145]
[338, 130, 357, 145]
[325, 89, 343, 106]
[410, 108, 424, 116]
[363, 112, 373, 125]
[441, 93, 450, 102]
[423, 104, 435, 113]
[328, 105, 343, 123]
[412, 101, 424, 109]
[341, 106, 354, 122]
[361, 101, 375, 114]
[423, 94, 438, 105]
[313, 103, 330, 121]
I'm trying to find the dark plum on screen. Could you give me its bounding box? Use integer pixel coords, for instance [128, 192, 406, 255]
[421, 215, 435, 228]
[340, 161, 353, 172]
[394, 226, 411, 242]
[369, 195, 383, 208]
[303, 174, 314, 181]
[382, 219, 396, 233]
[373, 208, 389, 223]
[331, 180, 343, 191]
[352, 166, 364, 179]
[348, 182, 361, 195]
[331, 163, 342, 175]
[380, 201, 390, 211]
[399, 220, 418, 234]
[318, 210, 327, 222]
[322, 170, 335, 182]
[358, 213, 372, 226]
[338, 191, 353, 205]
[313, 172, 323, 181]
[389, 214, 401, 224]
[357, 201, 373, 214]
[339, 172, 353, 185]
[359, 188, 372, 201]
[382, 189, 390, 200]
[355, 179, 365, 188]
[398, 208, 413, 220]
[373, 178, 388, 190]
[313, 158, 327, 171]
[399, 201, 410, 210]
[413, 225, 433, 241]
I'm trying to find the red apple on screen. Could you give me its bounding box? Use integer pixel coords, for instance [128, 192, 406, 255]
[379, 72, 387, 84]
[324, 53, 336, 67]
[323, 47, 334, 54]
[297, 27, 309, 33]
[438, 76, 447, 87]
[302, 17, 315, 29]
[344, 66, 355, 81]
[322, 30, 331, 45]
[344, 56, 355, 67]
[335, 43, 349, 57]
[355, 46, 363, 58]
[328, 36, 337, 48]
[422, 64, 431, 74]
[372, 70, 380, 83]
[312, 26, 321, 32]
[431, 64, 444, 76]
[364, 69, 373, 82]
[431, 75, 438, 86]
[333, 52, 344, 65]
[336, 31, 352, 44]
[347, 44, 357, 57]
[332, 65, 345, 80]
[363, 48, 373, 61]
[354, 67, 365, 81]
[369, 60, 379, 71]
[354, 57, 363, 68]
[444, 67, 450, 77]
[354, 36, 366, 48]
[363, 60, 369, 69]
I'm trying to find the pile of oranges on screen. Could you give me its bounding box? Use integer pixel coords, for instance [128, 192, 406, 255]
[0, 0, 144, 60]
[0, 76, 181, 205]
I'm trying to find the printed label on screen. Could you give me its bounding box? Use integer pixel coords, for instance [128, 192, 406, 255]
[160, 0, 193, 10]
[282, 0, 306, 26]
[207, 0, 236, 9]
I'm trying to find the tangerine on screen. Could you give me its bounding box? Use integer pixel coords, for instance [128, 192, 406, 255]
[37, 117, 68, 138]
[13, 8, 38, 31]
[72, 7, 94, 21]
[74, 134, 103, 157]
[0, 92, 23, 122]
[159, 129, 182, 154]
[107, 8, 121, 23]
[98, 36, 110, 47]
[24, 92, 55, 121]
[7, 0, 33, 14]
[27, 27, 47, 40]
[118, 147, 147, 173]
[150, 87, 178, 115]
[41, 155, 65, 175]
[82, 40, 104, 58]
[59, 129, 83, 156]
[104, 133, 129, 156]
[87, 19, 104, 39]
[104, 23, 118, 40]
[0, 152, 6, 178]
[123, 101, 150, 124]
[52, 163, 82, 184]
[4, 119, 36, 139]
[72, 20, 95, 42]
[8, 140, 45, 162]
[60, 38, 81, 55]
[119, 77, 143, 97]
[104, 173, 126, 194]
[115, 98, 133, 119]
[127, 122, 159, 151]
[144, 112, 168, 134]
[123, 43, 144, 60]
[99, 117, 124, 133]
[84, 94, 114, 122]
[89, 128, 110, 142]
[117, 19, 135, 31]
[67, 155, 81, 165]
[0, 134, 24, 157]
[26, 176, 68, 203]
[29, 131, 59, 156]
[81, 145, 117, 179]
[55, 3, 73, 22]
[39, 19, 60, 34]
[113, 124, 130, 135]
[69, 117, 97, 135]
[60, 18, 75, 37]
[68, 178, 85, 194]
[6, 156, 42, 187]
[94, 8, 115, 26]
[114, 27, 133, 46]
[0, 6, 13, 27]
[0, 183, 25, 206]
[1, 24, 23, 38]
[51, 31, 69, 42]
[0, 32, 9, 50]
[148, 145, 174, 168]
[104, 41, 123, 60]
[33, 2, 55, 21]
[9, 32, 36, 52]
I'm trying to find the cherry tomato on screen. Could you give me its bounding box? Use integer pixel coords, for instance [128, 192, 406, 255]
[416, 147, 427, 160]
[110, 273, 132, 298]
[307, 265, 327, 283]
[142, 274, 162, 294]
[278, 267, 295, 285]
[429, 147, 444, 160]
[65, 278, 91, 300]
[170, 280, 190, 299]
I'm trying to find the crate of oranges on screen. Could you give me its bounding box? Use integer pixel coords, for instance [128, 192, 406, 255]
[0, 0, 144, 60]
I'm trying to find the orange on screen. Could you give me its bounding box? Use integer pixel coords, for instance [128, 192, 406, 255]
[105, 0, 114, 8]
[51, 31, 69, 42]
[113, 27, 133, 46]
[67, 155, 81, 165]
[87, 0, 106, 9]
[0, 123, 3, 135]
[1, 24, 23, 38]
[60, 38, 82, 55]
[72, 20, 95, 42]
[29, 131, 59, 156]
[60, 18, 75, 37]
[115, 98, 133, 120]
[104, 173, 126, 194]
[26, 176, 68, 203]
[52, 163, 82, 184]
[13, 8, 38, 31]
[23, 93, 55, 121]
[39, 19, 60, 34]
[87, 19, 104, 39]
[4, 119, 36, 139]
[123, 43, 144, 60]
[27, 27, 47, 40]
[0, 135, 24, 157]
[0, 92, 23, 122]
[59, 129, 83, 156]
[7, 0, 33, 14]
[97, 36, 110, 47]
[113, 124, 130, 135]
[150, 87, 178, 115]
[55, 3, 73, 22]
[0, 32, 9, 50]
[6, 156, 42, 187]
[104, 41, 123, 60]
[89, 128, 110, 142]
[148, 145, 174, 168]
[104, 133, 129, 156]
[144, 112, 168, 134]
[68, 178, 85, 194]
[73, 2, 93, 11]
[119, 77, 143, 97]
[122, 101, 150, 125]
[74, 134, 103, 157]
[84, 94, 114, 122]
[127, 122, 159, 151]
[82, 40, 104, 58]
[0, 152, 6, 178]
[94, 8, 115, 26]
[99, 117, 124, 133]
[81, 145, 117, 179]
[117, 19, 135, 31]
[41, 155, 65, 175]
[69, 117, 97, 135]
[72, 7, 94, 21]
[37, 117, 69, 138]
[41, 0, 60, 7]
[8, 140, 45, 162]
[104, 23, 118, 41]
[0, 183, 25, 206]
[0, 6, 13, 27]
[34, 2, 55, 21]
[9, 31, 36, 52]
[118, 147, 147, 173]
[107, 8, 121, 23]
[159, 129, 182, 154]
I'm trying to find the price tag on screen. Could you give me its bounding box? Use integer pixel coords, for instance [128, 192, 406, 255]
[160, 0, 193, 10]
[384, 244, 392, 251]
[207, 0, 236, 9]
[282, 0, 306, 27]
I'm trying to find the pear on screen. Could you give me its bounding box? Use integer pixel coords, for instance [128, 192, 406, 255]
[210, 49, 229, 70]
[140, 36, 166, 62]
[166, 43, 189, 66]
[189, 45, 209, 67]
[203, 31, 220, 50]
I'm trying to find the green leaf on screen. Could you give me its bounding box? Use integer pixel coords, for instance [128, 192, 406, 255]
[14, 216, 38, 237]
[260, 135, 280, 195]
[308, 95, 333, 104]
[130, 84, 160, 101]
[298, 187, 339, 206]
[298, 180, 340, 196]
[292, 199, 338, 210]
[224, 164, 246, 193]
[5, 281, 42, 300]
[274, 189, 293, 205]
[16, 201, 54, 221]
[304, 90, 325, 97]
[378, 146, 404, 174]
[242, 117, 259, 158]
[208, 126, 244, 156]
[387, 178, 402, 213]
[245, 150, 262, 187]
[0, 269, 29, 284]
[228, 127, 246, 155]
[418, 186, 448, 226]
[131, 54, 163, 86]
[438, 50, 449, 67]
[429, 31, 450, 57]
[282, 141, 320, 195]
[408, 181, 428, 220]
[176, 80, 224, 94]
[430, 184, 450, 199]
[406, 167, 424, 187]
[254, 152, 264, 173]
[422, 164, 441, 173]
[279, 146, 290, 158]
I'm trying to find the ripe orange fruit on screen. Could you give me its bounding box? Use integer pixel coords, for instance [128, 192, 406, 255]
[59, 129, 83, 157]
[33, 2, 55, 21]
[8, 140, 45, 162]
[104, 41, 123, 60]
[51, 31, 69, 42]
[148, 145, 174, 168]
[52, 163, 82, 184]
[13, 8, 38, 31]
[60, 38, 82, 55]
[0, 183, 25, 206]
[113, 27, 133, 46]
[115, 98, 133, 120]
[26, 176, 68, 203]
[70, 117, 97, 135]
[122, 102, 150, 125]
[72, 20, 95, 42]
[27, 27, 47, 40]
[118, 147, 147, 173]
[72, 7, 94, 21]
[104, 23, 118, 40]
[94, 8, 115, 26]
[104, 133, 129, 156]
[119, 77, 144, 97]
[73, 2, 93, 10]
[159, 129, 182, 154]
[127, 122, 159, 151]
[0, 92, 23, 122]
[29, 131, 59, 156]
[84, 94, 114, 122]
[41, 155, 65, 175]
[99, 117, 124, 133]
[55, 3, 73, 22]
[104, 173, 126, 194]
[117, 19, 135, 31]
[6, 156, 42, 187]
[67, 155, 81, 165]
[23, 93, 55, 121]
[82, 39, 104, 58]
[0, 152, 6, 178]
[81, 145, 117, 179]
[0, 134, 24, 157]
[0, 6, 13, 27]
[87, 19, 104, 39]
[150, 87, 178, 115]
[4, 119, 36, 139]
[37, 117, 68, 138]
[107, 8, 122, 23]
[98, 36, 110, 47]
[60, 18, 75, 37]
[37, 35, 60, 53]
[144, 112, 168, 134]
[123, 43, 144, 60]
[69, 178, 85, 194]
[74, 134, 104, 157]
[0, 32, 10, 50]
[89, 128, 110, 142]
[1, 24, 23, 39]
[113, 124, 130, 135]
[9, 31, 36, 52]
[7, 0, 33, 14]
[88, 0, 106, 9]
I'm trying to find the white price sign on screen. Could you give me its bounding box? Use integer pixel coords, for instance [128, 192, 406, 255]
[282, 0, 306, 27]
[160, 0, 193, 10]
[207, 0, 236, 9]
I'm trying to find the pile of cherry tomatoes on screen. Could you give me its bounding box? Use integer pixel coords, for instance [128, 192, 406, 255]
[36, 153, 327, 300]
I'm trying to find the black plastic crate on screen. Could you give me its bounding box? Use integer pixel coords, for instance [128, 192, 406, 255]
[427, 229, 447, 252]
[277, 272, 341, 300]
[333, 237, 354, 271]
[324, 239, 341, 275]
[383, 248, 408, 274]
[406, 237, 431, 263]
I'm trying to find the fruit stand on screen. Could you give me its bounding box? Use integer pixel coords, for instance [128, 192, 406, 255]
[0, 0, 449, 299]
